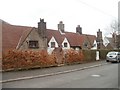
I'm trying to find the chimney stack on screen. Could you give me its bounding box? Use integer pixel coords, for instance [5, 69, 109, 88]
[38, 18, 46, 38]
[76, 25, 82, 34]
[58, 21, 64, 33]
[96, 29, 103, 49]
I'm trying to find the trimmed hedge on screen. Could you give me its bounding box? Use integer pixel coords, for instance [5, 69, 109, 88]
[64, 49, 84, 64]
[2, 49, 85, 70]
[3, 49, 119, 71]
[82, 50, 96, 62]
[2, 50, 57, 70]
[99, 49, 120, 60]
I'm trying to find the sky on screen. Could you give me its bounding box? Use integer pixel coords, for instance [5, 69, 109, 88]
[0, 0, 119, 37]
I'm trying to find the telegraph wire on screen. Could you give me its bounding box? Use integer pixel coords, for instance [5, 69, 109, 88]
[76, 0, 118, 19]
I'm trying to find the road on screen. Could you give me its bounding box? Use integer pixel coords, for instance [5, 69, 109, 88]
[2, 61, 106, 80]
[2, 62, 119, 88]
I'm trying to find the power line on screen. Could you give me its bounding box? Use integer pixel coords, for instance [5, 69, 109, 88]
[76, 0, 118, 19]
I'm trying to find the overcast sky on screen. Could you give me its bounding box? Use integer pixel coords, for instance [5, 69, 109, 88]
[0, 0, 119, 36]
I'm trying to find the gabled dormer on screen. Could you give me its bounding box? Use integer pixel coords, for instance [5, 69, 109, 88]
[62, 37, 70, 50]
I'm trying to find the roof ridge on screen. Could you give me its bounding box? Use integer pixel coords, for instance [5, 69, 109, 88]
[11, 24, 33, 28]
[1, 19, 11, 25]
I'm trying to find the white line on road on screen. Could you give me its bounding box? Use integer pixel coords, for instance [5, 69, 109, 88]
[91, 74, 101, 77]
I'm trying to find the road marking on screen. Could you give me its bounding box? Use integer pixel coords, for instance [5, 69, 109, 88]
[91, 74, 101, 77]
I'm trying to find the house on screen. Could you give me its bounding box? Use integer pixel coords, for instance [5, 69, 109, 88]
[103, 32, 119, 49]
[2, 18, 97, 54]
[103, 37, 114, 49]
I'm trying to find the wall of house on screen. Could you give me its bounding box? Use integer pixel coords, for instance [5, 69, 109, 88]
[91, 40, 97, 50]
[103, 37, 109, 47]
[19, 30, 47, 50]
[47, 36, 58, 54]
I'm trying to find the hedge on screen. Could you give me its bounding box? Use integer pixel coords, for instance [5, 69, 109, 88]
[82, 50, 96, 62]
[2, 50, 57, 70]
[2, 49, 84, 70]
[64, 49, 84, 64]
[2, 49, 119, 71]
[99, 49, 120, 60]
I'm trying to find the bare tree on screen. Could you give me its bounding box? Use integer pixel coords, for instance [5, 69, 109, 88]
[110, 20, 118, 34]
[116, 19, 120, 49]
[104, 19, 120, 49]
[111, 20, 120, 49]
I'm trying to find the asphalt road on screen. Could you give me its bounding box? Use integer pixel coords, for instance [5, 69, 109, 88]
[2, 61, 106, 81]
[2, 62, 119, 88]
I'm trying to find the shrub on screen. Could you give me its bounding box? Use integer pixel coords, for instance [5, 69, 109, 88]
[64, 49, 84, 64]
[82, 50, 96, 62]
[2, 50, 57, 70]
[99, 49, 120, 60]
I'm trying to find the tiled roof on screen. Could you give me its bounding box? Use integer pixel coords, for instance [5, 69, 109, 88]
[2, 22, 32, 52]
[46, 29, 96, 47]
[16, 28, 34, 49]
[46, 29, 65, 45]
[2, 21, 96, 52]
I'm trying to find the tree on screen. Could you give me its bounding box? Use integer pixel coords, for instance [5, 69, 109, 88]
[116, 19, 120, 49]
[105, 19, 120, 49]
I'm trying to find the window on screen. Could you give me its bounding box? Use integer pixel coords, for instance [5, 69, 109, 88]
[51, 42, 55, 48]
[29, 41, 39, 48]
[64, 42, 67, 47]
[83, 42, 88, 47]
[92, 44, 96, 47]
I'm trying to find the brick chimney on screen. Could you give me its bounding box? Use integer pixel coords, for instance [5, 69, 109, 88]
[37, 18, 47, 50]
[38, 18, 46, 38]
[58, 21, 64, 33]
[76, 25, 82, 34]
[96, 29, 103, 49]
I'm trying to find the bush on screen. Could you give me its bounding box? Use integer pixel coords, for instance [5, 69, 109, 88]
[64, 49, 84, 64]
[99, 49, 120, 60]
[3, 49, 115, 71]
[82, 50, 96, 62]
[2, 50, 57, 70]
[99, 50, 109, 60]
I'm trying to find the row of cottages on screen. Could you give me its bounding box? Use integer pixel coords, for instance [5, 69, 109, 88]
[2, 19, 98, 54]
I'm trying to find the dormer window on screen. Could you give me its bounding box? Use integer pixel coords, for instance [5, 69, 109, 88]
[51, 42, 55, 48]
[29, 40, 39, 48]
[64, 42, 68, 47]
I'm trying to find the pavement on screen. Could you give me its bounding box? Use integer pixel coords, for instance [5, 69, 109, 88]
[2, 60, 108, 83]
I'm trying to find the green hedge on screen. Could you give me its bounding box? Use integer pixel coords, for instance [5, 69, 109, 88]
[99, 49, 120, 60]
[82, 49, 120, 61]
[82, 50, 96, 62]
